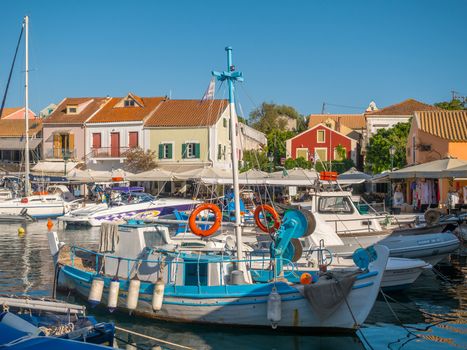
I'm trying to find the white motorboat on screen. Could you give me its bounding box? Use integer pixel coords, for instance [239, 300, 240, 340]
[58, 192, 199, 227]
[0, 194, 78, 219]
[294, 191, 461, 265]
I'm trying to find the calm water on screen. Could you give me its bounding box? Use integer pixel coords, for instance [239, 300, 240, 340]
[0, 221, 465, 350]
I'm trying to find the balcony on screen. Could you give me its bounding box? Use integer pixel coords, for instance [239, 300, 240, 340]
[89, 147, 131, 159]
[45, 148, 77, 160]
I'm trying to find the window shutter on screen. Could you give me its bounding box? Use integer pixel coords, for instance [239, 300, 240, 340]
[195, 143, 200, 158]
[168, 144, 173, 159]
[182, 143, 187, 159]
[69, 134, 75, 157]
[158, 144, 163, 159]
[218, 144, 221, 160]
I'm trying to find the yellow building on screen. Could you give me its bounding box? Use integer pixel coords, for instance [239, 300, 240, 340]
[144, 99, 232, 172]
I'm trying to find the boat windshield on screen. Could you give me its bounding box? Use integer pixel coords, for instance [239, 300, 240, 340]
[318, 196, 354, 214]
[111, 192, 155, 205]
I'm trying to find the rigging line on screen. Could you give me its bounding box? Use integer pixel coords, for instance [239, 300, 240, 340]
[0, 25, 24, 119]
[323, 102, 365, 110]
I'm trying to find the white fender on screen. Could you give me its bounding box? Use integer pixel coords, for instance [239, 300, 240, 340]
[126, 279, 141, 311]
[88, 277, 104, 306]
[108, 279, 120, 311]
[267, 286, 281, 329]
[152, 278, 165, 311]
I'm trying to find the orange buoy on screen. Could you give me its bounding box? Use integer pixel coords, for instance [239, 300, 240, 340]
[300, 273, 312, 285]
[254, 204, 280, 233]
[188, 203, 222, 237]
[47, 218, 54, 231]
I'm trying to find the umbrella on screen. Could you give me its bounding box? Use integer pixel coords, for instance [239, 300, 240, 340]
[127, 168, 174, 182]
[337, 167, 371, 185]
[442, 163, 467, 179]
[266, 168, 318, 185]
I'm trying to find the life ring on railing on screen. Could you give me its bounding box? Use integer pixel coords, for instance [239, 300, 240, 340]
[254, 204, 280, 233]
[188, 203, 222, 237]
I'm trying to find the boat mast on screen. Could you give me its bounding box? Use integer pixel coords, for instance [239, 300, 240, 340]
[212, 47, 247, 277]
[24, 15, 30, 196]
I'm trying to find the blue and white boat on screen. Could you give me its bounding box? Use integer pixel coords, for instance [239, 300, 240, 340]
[0, 295, 114, 347]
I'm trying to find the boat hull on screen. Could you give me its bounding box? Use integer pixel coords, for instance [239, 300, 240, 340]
[59, 199, 197, 227]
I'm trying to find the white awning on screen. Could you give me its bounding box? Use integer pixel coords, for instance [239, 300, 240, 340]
[389, 159, 467, 179]
[32, 161, 79, 175]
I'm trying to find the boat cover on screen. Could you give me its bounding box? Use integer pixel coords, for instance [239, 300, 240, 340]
[298, 272, 357, 320]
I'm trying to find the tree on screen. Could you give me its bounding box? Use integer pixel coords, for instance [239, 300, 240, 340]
[365, 122, 410, 174]
[249, 102, 304, 134]
[240, 149, 271, 172]
[123, 148, 157, 172]
[434, 98, 466, 110]
[265, 129, 296, 165]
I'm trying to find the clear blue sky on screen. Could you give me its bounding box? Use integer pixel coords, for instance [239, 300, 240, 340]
[1, 0, 466, 118]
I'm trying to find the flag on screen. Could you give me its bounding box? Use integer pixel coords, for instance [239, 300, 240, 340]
[201, 77, 216, 101]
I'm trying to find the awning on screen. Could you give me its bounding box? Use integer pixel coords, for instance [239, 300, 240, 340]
[127, 168, 174, 182]
[389, 158, 467, 179]
[266, 168, 318, 185]
[32, 161, 79, 175]
[442, 164, 467, 179]
[0, 138, 42, 150]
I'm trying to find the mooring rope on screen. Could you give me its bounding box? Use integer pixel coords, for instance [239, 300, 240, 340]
[115, 325, 193, 350]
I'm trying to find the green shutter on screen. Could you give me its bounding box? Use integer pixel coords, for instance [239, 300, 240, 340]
[182, 143, 187, 159]
[218, 144, 221, 160]
[168, 144, 173, 159]
[195, 143, 200, 158]
[158, 144, 163, 159]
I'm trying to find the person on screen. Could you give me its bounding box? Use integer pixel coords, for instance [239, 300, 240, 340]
[392, 184, 404, 214]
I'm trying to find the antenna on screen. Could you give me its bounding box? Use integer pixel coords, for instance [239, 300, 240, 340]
[321, 102, 326, 114]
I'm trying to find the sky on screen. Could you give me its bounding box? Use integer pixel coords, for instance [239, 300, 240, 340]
[1, 0, 466, 118]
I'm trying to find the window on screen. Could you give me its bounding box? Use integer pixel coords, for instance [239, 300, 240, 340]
[92, 133, 101, 149]
[218, 144, 222, 160]
[223, 118, 227, 127]
[66, 105, 78, 114]
[124, 99, 135, 107]
[315, 148, 327, 161]
[317, 130, 325, 143]
[158, 143, 173, 159]
[334, 147, 346, 161]
[182, 142, 200, 159]
[129, 132, 138, 148]
[318, 196, 354, 214]
[296, 148, 308, 160]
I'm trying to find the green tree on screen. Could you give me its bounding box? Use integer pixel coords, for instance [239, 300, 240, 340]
[249, 102, 304, 134]
[240, 150, 271, 172]
[265, 129, 295, 165]
[434, 98, 466, 110]
[365, 122, 410, 174]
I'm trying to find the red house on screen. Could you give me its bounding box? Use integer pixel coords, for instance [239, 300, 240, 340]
[286, 124, 357, 163]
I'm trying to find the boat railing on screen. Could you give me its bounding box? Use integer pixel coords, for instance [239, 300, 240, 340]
[324, 216, 384, 234]
[68, 246, 298, 285]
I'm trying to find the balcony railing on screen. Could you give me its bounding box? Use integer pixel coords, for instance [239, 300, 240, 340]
[45, 148, 77, 160]
[89, 147, 131, 158]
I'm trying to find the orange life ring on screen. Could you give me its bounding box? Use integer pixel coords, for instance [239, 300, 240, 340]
[254, 204, 280, 233]
[188, 203, 222, 237]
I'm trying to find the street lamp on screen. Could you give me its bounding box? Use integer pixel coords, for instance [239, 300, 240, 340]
[389, 145, 396, 213]
[268, 153, 274, 173]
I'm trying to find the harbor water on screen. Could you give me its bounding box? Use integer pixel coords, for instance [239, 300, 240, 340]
[0, 221, 465, 350]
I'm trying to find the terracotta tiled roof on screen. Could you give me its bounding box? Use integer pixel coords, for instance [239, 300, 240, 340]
[366, 98, 440, 116]
[0, 119, 42, 137]
[0, 107, 22, 118]
[145, 99, 228, 127]
[88, 96, 165, 123]
[307, 114, 365, 129]
[43, 98, 108, 124]
[415, 110, 467, 141]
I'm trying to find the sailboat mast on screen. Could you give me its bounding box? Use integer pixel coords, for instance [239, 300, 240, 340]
[24, 15, 30, 195]
[225, 47, 243, 264]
